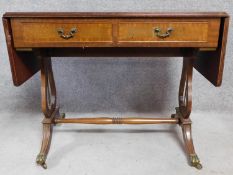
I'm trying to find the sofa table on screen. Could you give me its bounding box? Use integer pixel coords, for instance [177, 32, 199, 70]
[3, 12, 229, 170]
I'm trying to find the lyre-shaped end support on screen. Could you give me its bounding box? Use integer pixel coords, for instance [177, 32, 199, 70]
[176, 57, 203, 169]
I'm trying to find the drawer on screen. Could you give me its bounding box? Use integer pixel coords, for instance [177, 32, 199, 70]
[11, 19, 113, 47]
[11, 18, 221, 48]
[118, 19, 221, 47]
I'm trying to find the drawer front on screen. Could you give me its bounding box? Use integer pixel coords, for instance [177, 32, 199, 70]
[11, 19, 113, 47]
[118, 19, 220, 47]
[11, 18, 220, 48]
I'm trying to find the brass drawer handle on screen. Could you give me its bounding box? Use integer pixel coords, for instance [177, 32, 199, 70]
[57, 28, 77, 39]
[154, 27, 173, 39]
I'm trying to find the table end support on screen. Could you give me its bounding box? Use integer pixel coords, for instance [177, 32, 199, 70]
[174, 57, 202, 170]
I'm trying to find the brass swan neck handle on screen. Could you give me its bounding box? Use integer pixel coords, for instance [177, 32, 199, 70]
[57, 28, 77, 39]
[154, 27, 173, 39]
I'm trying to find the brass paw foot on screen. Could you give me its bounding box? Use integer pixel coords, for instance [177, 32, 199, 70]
[190, 154, 202, 170]
[36, 153, 47, 169]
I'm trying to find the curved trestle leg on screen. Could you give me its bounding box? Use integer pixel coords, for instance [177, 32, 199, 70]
[36, 123, 52, 169]
[36, 109, 65, 169]
[36, 54, 64, 169]
[182, 122, 202, 169]
[172, 108, 202, 169]
[172, 57, 202, 169]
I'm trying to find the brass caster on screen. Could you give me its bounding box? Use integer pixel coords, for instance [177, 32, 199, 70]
[36, 153, 47, 169]
[190, 154, 202, 170]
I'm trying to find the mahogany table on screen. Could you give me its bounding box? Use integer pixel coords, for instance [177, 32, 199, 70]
[2, 12, 229, 170]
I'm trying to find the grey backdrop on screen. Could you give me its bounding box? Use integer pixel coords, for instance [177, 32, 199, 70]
[1, 1, 233, 175]
[0, 0, 232, 114]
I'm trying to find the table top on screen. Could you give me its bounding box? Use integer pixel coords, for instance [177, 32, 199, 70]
[2, 11, 229, 87]
[3, 12, 229, 18]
